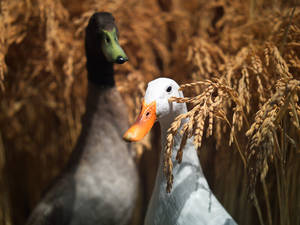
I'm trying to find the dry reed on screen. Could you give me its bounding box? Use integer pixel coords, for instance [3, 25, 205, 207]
[163, 3, 300, 224]
[0, 0, 299, 225]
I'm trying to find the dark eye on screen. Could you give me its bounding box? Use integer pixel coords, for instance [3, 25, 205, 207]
[166, 86, 172, 92]
[105, 36, 110, 43]
[146, 112, 150, 117]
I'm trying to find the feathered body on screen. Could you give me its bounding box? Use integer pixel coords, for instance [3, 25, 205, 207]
[124, 78, 237, 225]
[26, 12, 138, 225]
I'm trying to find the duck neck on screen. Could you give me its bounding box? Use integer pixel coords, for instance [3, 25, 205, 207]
[67, 35, 119, 168]
[155, 116, 202, 191]
[86, 46, 115, 87]
[67, 83, 110, 167]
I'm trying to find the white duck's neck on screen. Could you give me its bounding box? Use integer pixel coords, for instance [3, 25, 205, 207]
[145, 114, 206, 225]
[154, 115, 203, 194]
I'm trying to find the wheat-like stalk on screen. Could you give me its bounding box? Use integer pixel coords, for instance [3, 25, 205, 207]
[0, 1, 299, 224]
[163, 77, 246, 192]
[246, 77, 300, 198]
[164, 42, 300, 203]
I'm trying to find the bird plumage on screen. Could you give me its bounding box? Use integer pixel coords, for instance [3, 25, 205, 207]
[124, 78, 237, 225]
[26, 12, 138, 225]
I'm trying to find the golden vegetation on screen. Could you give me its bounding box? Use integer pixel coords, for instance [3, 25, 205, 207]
[164, 4, 300, 225]
[0, 0, 299, 225]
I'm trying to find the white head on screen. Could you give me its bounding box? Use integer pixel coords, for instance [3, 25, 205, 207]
[123, 77, 187, 142]
[145, 78, 186, 121]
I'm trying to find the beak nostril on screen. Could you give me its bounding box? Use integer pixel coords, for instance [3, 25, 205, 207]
[116, 56, 128, 64]
[123, 100, 156, 142]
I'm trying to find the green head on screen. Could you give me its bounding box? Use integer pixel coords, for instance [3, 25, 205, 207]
[101, 28, 128, 64]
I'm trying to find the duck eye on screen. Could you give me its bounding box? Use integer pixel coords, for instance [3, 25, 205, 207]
[105, 36, 110, 43]
[166, 86, 172, 92]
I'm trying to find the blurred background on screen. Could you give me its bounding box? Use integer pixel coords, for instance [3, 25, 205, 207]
[0, 0, 299, 225]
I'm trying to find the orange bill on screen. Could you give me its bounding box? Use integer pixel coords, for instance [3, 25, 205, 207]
[123, 101, 156, 142]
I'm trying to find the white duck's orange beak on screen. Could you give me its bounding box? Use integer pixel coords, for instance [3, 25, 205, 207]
[123, 100, 156, 142]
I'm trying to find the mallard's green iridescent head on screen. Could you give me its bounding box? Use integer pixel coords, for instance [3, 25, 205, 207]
[101, 28, 128, 64]
[85, 12, 128, 65]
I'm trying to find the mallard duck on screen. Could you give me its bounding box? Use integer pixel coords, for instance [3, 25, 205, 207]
[26, 12, 138, 225]
[124, 77, 237, 225]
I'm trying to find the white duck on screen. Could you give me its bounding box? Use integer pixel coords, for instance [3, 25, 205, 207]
[124, 78, 237, 225]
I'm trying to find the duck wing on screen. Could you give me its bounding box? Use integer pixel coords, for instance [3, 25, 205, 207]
[145, 164, 237, 225]
[25, 176, 76, 225]
[176, 174, 237, 225]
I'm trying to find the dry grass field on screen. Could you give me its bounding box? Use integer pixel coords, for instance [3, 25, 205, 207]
[0, 0, 299, 225]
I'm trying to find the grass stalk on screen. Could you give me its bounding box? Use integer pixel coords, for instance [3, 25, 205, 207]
[218, 111, 247, 168]
[274, 157, 284, 225]
[262, 179, 272, 225]
[280, 119, 290, 225]
[279, 7, 296, 54]
[0, 130, 12, 225]
[253, 193, 265, 225]
[249, 0, 256, 21]
[273, 125, 291, 225]
[232, 133, 246, 168]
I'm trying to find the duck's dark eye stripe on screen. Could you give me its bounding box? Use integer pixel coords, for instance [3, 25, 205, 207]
[166, 86, 172, 92]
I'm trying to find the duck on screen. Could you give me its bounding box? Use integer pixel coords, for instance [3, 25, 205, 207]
[123, 77, 237, 225]
[26, 12, 138, 225]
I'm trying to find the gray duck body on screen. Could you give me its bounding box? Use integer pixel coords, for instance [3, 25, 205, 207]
[26, 12, 138, 225]
[26, 83, 138, 225]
